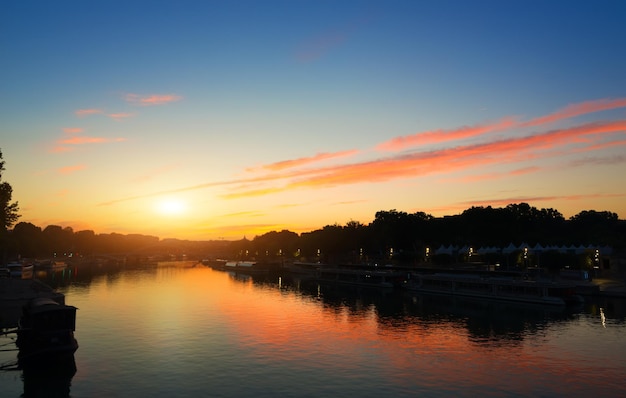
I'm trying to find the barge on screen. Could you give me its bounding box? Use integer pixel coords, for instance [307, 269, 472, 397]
[404, 272, 583, 306]
[16, 297, 79, 364]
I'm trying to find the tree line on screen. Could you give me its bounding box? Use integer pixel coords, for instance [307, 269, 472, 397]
[1, 149, 624, 269]
[2, 203, 624, 266]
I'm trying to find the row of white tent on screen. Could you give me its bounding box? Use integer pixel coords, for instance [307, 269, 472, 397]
[433, 243, 612, 256]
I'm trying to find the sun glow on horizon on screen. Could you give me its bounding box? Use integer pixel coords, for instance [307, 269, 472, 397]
[154, 198, 188, 216]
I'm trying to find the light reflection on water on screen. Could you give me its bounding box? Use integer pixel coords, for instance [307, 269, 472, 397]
[1, 262, 625, 397]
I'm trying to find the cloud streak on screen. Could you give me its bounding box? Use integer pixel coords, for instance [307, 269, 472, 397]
[229, 119, 626, 197]
[522, 98, 626, 127]
[377, 117, 518, 151]
[75, 108, 103, 117]
[58, 164, 86, 174]
[256, 150, 359, 171]
[377, 97, 626, 151]
[100, 98, 626, 205]
[125, 93, 182, 106]
[62, 127, 84, 134]
[51, 131, 127, 153]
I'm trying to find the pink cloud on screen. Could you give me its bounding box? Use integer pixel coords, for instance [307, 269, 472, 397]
[377, 97, 626, 152]
[60, 136, 109, 145]
[258, 150, 359, 171]
[50, 135, 127, 153]
[229, 119, 626, 196]
[522, 98, 626, 127]
[125, 93, 182, 106]
[107, 118, 623, 201]
[75, 108, 103, 117]
[97, 101, 626, 204]
[377, 117, 518, 151]
[108, 112, 134, 120]
[58, 164, 86, 175]
[62, 127, 84, 134]
[50, 146, 74, 153]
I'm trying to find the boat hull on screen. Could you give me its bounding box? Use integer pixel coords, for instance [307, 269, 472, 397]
[405, 273, 583, 306]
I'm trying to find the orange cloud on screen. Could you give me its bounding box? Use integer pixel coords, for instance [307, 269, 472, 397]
[221, 186, 290, 199]
[58, 164, 86, 174]
[75, 108, 103, 117]
[230, 119, 626, 196]
[377, 97, 626, 152]
[97, 106, 626, 204]
[377, 117, 518, 151]
[108, 112, 134, 120]
[522, 98, 626, 127]
[573, 137, 626, 152]
[51, 135, 127, 153]
[50, 146, 74, 153]
[125, 93, 182, 106]
[63, 127, 84, 134]
[258, 150, 359, 171]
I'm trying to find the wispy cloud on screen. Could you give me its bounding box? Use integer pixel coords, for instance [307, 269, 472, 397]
[99, 98, 626, 205]
[377, 97, 626, 152]
[58, 164, 86, 175]
[62, 127, 84, 134]
[75, 108, 103, 117]
[59, 136, 126, 145]
[125, 93, 182, 106]
[228, 119, 626, 197]
[377, 117, 517, 151]
[255, 150, 359, 171]
[522, 98, 626, 127]
[567, 154, 626, 167]
[108, 112, 134, 121]
[51, 130, 127, 153]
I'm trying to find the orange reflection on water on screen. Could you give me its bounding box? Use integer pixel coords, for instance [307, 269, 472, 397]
[77, 266, 625, 396]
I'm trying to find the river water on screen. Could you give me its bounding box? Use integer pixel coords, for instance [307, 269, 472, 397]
[1, 261, 625, 397]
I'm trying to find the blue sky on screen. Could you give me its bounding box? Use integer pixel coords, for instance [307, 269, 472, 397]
[1, 1, 625, 239]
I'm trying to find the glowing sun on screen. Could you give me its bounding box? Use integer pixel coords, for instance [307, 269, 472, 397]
[155, 199, 187, 216]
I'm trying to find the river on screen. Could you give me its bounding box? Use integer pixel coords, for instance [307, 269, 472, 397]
[1, 261, 625, 397]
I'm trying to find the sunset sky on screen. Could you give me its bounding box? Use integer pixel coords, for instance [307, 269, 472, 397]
[2, 1, 625, 240]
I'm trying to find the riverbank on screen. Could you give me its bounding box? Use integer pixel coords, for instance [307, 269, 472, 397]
[0, 279, 65, 328]
[591, 277, 626, 297]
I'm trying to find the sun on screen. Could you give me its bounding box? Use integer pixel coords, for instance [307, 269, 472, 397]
[154, 198, 187, 216]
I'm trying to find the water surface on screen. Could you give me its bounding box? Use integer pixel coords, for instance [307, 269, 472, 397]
[1, 262, 625, 397]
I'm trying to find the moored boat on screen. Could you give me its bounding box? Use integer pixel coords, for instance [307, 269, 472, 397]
[6, 261, 34, 279]
[224, 260, 268, 274]
[16, 297, 79, 364]
[315, 267, 405, 288]
[404, 272, 583, 306]
[34, 260, 67, 271]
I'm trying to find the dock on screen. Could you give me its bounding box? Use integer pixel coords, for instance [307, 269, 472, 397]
[0, 279, 65, 329]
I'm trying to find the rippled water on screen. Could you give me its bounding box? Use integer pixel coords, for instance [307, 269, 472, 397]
[2, 262, 625, 397]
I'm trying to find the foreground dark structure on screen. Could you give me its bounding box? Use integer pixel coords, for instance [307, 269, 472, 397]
[16, 297, 78, 365]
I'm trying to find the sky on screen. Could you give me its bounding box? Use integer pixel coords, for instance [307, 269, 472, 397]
[1, 0, 625, 241]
